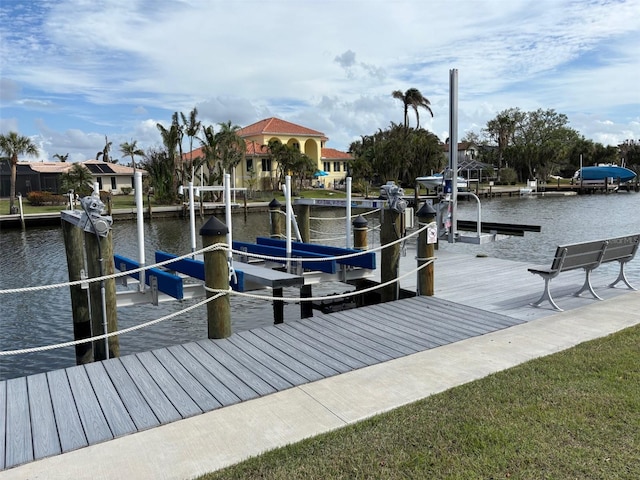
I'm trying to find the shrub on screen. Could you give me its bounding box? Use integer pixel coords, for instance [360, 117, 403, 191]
[121, 186, 132, 195]
[27, 191, 66, 206]
[499, 167, 518, 184]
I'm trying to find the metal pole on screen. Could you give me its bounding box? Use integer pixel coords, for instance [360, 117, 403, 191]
[285, 176, 292, 272]
[134, 171, 145, 292]
[189, 181, 196, 257]
[448, 68, 459, 244]
[224, 173, 233, 265]
[346, 176, 352, 248]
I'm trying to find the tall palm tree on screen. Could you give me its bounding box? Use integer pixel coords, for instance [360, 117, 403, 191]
[180, 107, 201, 182]
[156, 119, 181, 199]
[392, 88, 434, 129]
[96, 135, 113, 163]
[215, 121, 246, 191]
[119, 140, 144, 174]
[60, 163, 94, 196]
[53, 153, 69, 162]
[0, 131, 39, 214]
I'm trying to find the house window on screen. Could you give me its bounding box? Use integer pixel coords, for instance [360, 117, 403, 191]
[292, 142, 300, 150]
[261, 158, 272, 172]
[323, 162, 331, 172]
[97, 177, 103, 190]
[111, 177, 117, 190]
[246, 158, 253, 172]
[333, 162, 341, 172]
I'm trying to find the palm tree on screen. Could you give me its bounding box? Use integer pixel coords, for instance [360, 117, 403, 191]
[0, 131, 39, 214]
[156, 118, 182, 199]
[119, 140, 144, 174]
[60, 163, 94, 197]
[392, 88, 434, 129]
[53, 153, 69, 162]
[96, 135, 114, 163]
[181, 107, 201, 182]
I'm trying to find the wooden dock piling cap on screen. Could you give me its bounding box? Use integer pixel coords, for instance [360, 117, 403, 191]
[269, 198, 281, 209]
[417, 202, 437, 217]
[199, 216, 228, 236]
[352, 214, 368, 228]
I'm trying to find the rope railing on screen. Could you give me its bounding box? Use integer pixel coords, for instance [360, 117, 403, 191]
[0, 256, 436, 357]
[0, 223, 432, 296]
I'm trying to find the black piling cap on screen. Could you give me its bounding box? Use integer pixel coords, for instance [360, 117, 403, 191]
[269, 198, 281, 209]
[352, 214, 368, 228]
[417, 202, 437, 218]
[199, 216, 229, 236]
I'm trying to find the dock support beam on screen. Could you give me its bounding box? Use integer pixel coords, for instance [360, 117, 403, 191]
[380, 208, 401, 303]
[353, 215, 368, 250]
[269, 199, 283, 239]
[417, 203, 436, 296]
[200, 217, 231, 339]
[61, 219, 93, 365]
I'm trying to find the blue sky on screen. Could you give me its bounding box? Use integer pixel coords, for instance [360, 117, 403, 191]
[1, 0, 639, 163]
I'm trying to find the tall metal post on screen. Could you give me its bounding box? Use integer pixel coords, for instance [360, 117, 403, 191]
[448, 68, 459, 244]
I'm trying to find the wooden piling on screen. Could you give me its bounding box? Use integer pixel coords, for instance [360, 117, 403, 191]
[417, 202, 436, 296]
[200, 216, 231, 338]
[269, 199, 283, 239]
[296, 203, 311, 243]
[84, 229, 119, 360]
[61, 219, 93, 365]
[353, 215, 368, 250]
[273, 287, 284, 324]
[380, 208, 401, 302]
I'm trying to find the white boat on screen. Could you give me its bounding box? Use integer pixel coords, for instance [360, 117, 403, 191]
[416, 173, 467, 190]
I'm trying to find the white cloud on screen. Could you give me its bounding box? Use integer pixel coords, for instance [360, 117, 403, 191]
[1, 0, 639, 161]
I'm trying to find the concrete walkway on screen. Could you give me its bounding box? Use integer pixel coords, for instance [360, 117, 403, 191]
[2, 290, 639, 480]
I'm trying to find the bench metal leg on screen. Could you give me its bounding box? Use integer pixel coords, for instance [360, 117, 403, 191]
[530, 277, 563, 311]
[574, 269, 603, 300]
[609, 260, 637, 290]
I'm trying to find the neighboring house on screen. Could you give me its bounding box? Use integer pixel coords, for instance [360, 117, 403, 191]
[185, 117, 353, 191]
[0, 160, 144, 197]
[442, 142, 480, 164]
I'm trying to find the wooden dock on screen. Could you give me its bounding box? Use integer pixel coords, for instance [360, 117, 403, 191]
[1, 249, 637, 471]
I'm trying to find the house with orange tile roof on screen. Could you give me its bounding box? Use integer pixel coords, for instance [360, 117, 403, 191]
[184, 117, 353, 192]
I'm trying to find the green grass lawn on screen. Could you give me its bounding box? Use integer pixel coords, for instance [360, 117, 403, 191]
[198, 325, 640, 479]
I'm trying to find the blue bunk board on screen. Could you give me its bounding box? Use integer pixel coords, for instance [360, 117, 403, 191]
[114, 254, 184, 299]
[255, 237, 376, 269]
[154, 251, 245, 292]
[232, 241, 337, 274]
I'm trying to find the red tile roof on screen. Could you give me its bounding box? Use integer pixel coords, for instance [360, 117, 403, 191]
[238, 117, 327, 139]
[321, 148, 353, 160]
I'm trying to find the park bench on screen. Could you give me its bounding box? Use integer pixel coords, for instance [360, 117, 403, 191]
[528, 233, 639, 311]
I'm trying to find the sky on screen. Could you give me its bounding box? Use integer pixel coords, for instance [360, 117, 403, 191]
[1, 0, 639, 163]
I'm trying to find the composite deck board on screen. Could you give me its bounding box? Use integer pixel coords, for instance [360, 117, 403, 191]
[135, 351, 203, 419]
[329, 310, 433, 351]
[5, 378, 32, 469]
[66, 366, 113, 445]
[152, 349, 223, 411]
[188, 342, 268, 403]
[324, 312, 421, 356]
[251, 327, 351, 375]
[265, 325, 366, 371]
[119, 355, 183, 425]
[84, 362, 138, 436]
[2, 287, 561, 471]
[200, 340, 286, 394]
[225, 335, 309, 385]
[166, 345, 245, 405]
[103, 358, 160, 430]
[228, 333, 318, 384]
[26, 374, 61, 461]
[46, 369, 87, 453]
[332, 309, 440, 350]
[297, 318, 399, 361]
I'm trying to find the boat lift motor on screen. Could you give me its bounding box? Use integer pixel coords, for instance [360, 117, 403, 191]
[380, 182, 407, 214]
[78, 194, 113, 237]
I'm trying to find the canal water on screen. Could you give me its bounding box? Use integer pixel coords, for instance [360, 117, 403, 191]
[1, 193, 639, 380]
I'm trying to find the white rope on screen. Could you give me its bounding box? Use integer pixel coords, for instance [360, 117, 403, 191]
[0, 291, 229, 356]
[0, 243, 228, 295]
[205, 256, 436, 303]
[309, 208, 380, 221]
